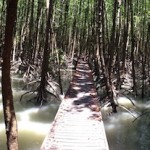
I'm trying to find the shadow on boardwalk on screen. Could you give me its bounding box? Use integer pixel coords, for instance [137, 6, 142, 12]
[40, 59, 109, 150]
[65, 60, 99, 111]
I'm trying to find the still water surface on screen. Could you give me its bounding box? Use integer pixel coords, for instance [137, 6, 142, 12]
[0, 73, 150, 150]
[0, 74, 61, 150]
[102, 98, 150, 150]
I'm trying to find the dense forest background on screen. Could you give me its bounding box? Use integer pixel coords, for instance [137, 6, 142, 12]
[0, 0, 149, 99]
[0, 0, 150, 149]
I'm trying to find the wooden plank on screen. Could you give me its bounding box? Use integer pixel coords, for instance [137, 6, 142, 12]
[41, 60, 109, 150]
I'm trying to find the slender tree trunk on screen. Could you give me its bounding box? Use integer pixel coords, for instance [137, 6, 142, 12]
[122, 0, 129, 73]
[147, 22, 150, 86]
[141, 0, 147, 98]
[28, 0, 34, 62]
[96, 0, 117, 112]
[115, 0, 121, 89]
[130, 0, 137, 95]
[37, 0, 53, 104]
[108, 0, 117, 77]
[18, 0, 31, 62]
[70, 18, 77, 58]
[0, 0, 6, 57]
[62, 0, 70, 52]
[58, 50, 63, 94]
[2, 0, 18, 149]
[33, 0, 44, 63]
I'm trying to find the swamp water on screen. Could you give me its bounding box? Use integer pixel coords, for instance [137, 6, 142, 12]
[102, 97, 150, 150]
[0, 72, 150, 150]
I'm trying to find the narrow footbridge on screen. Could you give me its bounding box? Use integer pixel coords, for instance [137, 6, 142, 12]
[41, 59, 109, 150]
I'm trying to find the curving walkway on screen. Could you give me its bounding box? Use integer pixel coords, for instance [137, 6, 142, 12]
[41, 59, 109, 150]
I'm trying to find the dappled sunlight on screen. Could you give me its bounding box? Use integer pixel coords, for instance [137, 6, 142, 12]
[40, 60, 109, 150]
[17, 108, 39, 122]
[0, 104, 2, 111]
[117, 96, 136, 107]
[72, 86, 81, 90]
[0, 123, 5, 131]
[0, 100, 58, 149]
[0, 0, 149, 148]
[78, 76, 86, 79]
[73, 72, 90, 79]
[76, 92, 96, 100]
[18, 121, 51, 135]
[73, 73, 82, 77]
[0, 116, 51, 136]
[72, 81, 92, 85]
[104, 124, 116, 130]
[77, 92, 85, 98]
[76, 68, 91, 73]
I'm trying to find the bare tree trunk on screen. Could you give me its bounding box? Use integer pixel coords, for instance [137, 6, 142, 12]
[130, 0, 137, 95]
[28, 0, 34, 62]
[0, 0, 6, 58]
[147, 23, 150, 86]
[122, 0, 129, 73]
[33, 0, 44, 63]
[37, 0, 53, 104]
[96, 0, 117, 112]
[141, 0, 147, 98]
[115, 0, 122, 89]
[108, 0, 117, 76]
[2, 0, 18, 149]
[70, 18, 77, 58]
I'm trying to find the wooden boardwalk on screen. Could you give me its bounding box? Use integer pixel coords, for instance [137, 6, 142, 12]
[41, 59, 109, 150]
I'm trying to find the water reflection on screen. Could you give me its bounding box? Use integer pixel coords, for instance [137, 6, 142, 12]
[104, 113, 138, 150]
[18, 131, 45, 150]
[0, 103, 59, 149]
[0, 73, 150, 150]
[102, 97, 150, 150]
[0, 74, 60, 150]
[0, 129, 47, 150]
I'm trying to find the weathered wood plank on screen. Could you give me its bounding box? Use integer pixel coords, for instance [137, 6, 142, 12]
[41, 60, 109, 150]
